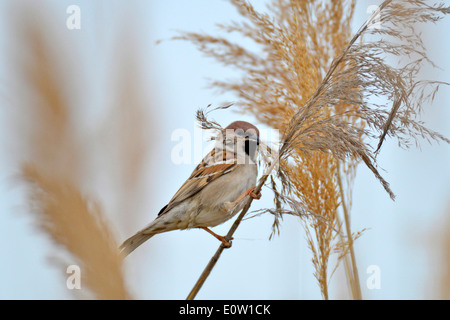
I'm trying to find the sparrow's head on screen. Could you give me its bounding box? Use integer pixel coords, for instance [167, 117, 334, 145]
[220, 121, 260, 163]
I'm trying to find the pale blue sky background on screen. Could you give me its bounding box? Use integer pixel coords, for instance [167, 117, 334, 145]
[0, 0, 449, 299]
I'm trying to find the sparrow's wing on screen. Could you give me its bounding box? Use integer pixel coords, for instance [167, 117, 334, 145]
[158, 148, 236, 217]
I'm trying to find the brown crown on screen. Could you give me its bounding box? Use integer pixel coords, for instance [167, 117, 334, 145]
[224, 121, 259, 137]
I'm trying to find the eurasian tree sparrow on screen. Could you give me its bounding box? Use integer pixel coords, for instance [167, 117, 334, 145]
[120, 121, 261, 256]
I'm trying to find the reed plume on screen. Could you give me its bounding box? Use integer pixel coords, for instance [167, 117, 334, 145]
[179, 0, 449, 299]
[8, 2, 151, 299]
[23, 165, 129, 299]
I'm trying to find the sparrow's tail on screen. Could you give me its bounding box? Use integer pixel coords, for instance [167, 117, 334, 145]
[119, 231, 155, 257]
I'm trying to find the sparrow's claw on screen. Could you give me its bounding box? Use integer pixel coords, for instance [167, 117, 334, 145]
[221, 239, 232, 248]
[250, 189, 262, 200]
[234, 186, 262, 203]
[217, 235, 233, 248]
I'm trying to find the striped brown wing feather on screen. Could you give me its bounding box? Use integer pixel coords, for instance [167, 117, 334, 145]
[158, 149, 236, 216]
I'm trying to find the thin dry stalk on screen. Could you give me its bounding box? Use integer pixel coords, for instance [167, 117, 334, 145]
[336, 161, 361, 299]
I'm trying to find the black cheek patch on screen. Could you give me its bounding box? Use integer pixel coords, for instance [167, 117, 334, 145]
[245, 139, 258, 157]
[245, 139, 251, 156]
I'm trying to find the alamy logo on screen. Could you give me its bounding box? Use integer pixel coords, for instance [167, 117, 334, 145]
[367, 5, 382, 30]
[66, 5, 81, 30]
[66, 265, 81, 289]
[366, 265, 381, 290]
[171, 124, 280, 165]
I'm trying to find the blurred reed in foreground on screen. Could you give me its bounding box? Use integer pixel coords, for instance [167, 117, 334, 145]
[8, 2, 152, 299]
[23, 166, 129, 299]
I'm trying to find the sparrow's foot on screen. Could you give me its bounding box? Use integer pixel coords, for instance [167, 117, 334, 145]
[249, 187, 262, 200]
[220, 238, 233, 248]
[235, 186, 262, 203]
[201, 227, 233, 248]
